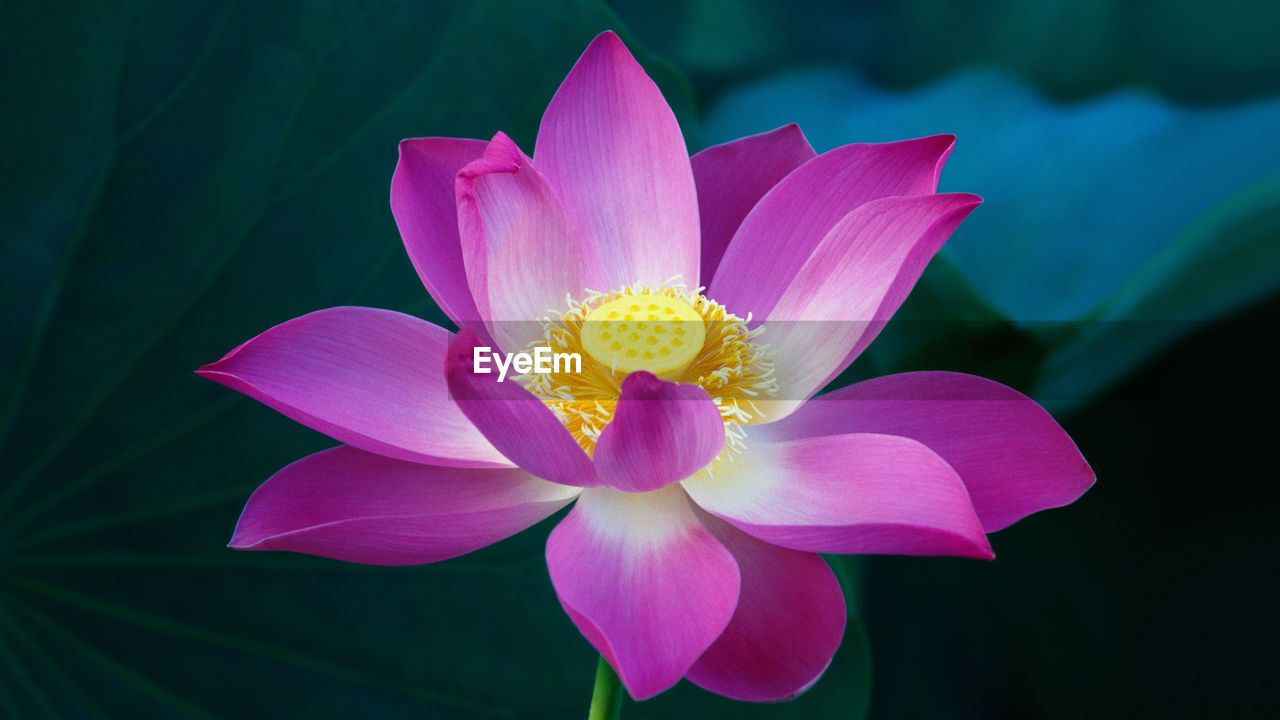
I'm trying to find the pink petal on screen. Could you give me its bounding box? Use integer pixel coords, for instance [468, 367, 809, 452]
[760, 372, 1095, 532]
[391, 138, 488, 326]
[456, 132, 599, 352]
[691, 124, 817, 286]
[534, 31, 699, 291]
[546, 486, 740, 700]
[445, 327, 600, 487]
[592, 372, 725, 492]
[229, 445, 578, 565]
[197, 307, 509, 467]
[761, 193, 982, 418]
[686, 512, 846, 702]
[682, 432, 993, 559]
[708, 135, 956, 320]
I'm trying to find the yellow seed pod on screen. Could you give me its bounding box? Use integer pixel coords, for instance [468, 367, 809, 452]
[580, 293, 706, 377]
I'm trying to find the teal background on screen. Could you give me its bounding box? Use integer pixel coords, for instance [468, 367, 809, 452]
[2, 0, 1278, 717]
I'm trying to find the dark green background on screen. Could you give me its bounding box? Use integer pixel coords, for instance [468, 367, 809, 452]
[2, 1, 1277, 717]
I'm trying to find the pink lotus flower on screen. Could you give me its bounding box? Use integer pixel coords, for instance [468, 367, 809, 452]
[199, 31, 1093, 702]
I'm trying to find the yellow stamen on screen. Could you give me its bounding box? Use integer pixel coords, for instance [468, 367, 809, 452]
[519, 283, 777, 457]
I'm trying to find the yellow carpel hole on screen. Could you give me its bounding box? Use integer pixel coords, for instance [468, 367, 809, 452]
[581, 293, 705, 377]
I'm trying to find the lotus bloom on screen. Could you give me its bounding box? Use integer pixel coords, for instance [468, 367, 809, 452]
[199, 31, 1093, 702]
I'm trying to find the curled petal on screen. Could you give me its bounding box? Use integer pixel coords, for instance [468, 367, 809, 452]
[760, 371, 1095, 531]
[534, 31, 699, 291]
[759, 193, 982, 418]
[456, 132, 597, 352]
[546, 486, 740, 700]
[445, 328, 600, 487]
[391, 137, 488, 326]
[692, 124, 816, 286]
[229, 446, 579, 565]
[593, 372, 725, 492]
[682, 432, 993, 559]
[709, 135, 955, 320]
[687, 512, 846, 702]
[197, 307, 509, 467]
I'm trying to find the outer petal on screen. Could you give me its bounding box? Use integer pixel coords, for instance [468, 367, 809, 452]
[691, 124, 816, 286]
[682, 432, 993, 559]
[760, 193, 982, 419]
[229, 446, 579, 565]
[197, 307, 509, 467]
[445, 328, 600, 487]
[534, 31, 699, 291]
[456, 132, 598, 352]
[760, 372, 1095, 532]
[686, 512, 846, 702]
[546, 486, 740, 700]
[708, 135, 955, 321]
[593, 372, 725, 492]
[391, 137, 488, 326]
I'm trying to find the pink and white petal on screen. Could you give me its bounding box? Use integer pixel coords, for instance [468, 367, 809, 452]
[682, 432, 993, 559]
[686, 512, 846, 702]
[534, 31, 699, 291]
[445, 328, 600, 487]
[760, 372, 1095, 532]
[759, 193, 981, 419]
[456, 132, 599, 352]
[546, 486, 740, 700]
[197, 307, 509, 467]
[691, 124, 816, 286]
[229, 445, 579, 565]
[391, 137, 488, 326]
[709, 135, 956, 320]
[592, 372, 725, 492]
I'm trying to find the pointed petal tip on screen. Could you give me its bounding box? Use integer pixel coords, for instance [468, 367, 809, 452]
[934, 191, 984, 219]
[951, 525, 996, 561]
[750, 122, 810, 147]
[589, 29, 625, 48]
[194, 361, 233, 382]
[576, 30, 633, 69]
[482, 130, 521, 158]
[197, 334, 253, 372]
[227, 511, 263, 551]
[912, 133, 956, 158]
[226, 527, 257, 551]
[944, 192, 984, 216]
[779, 122, 809, 143]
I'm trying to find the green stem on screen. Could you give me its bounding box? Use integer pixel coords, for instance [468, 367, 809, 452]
[587, 655, 623, 720]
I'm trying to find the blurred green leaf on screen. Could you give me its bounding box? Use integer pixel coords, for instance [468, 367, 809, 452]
[1036, 168, 1280, 407]
[611, 0, 1280, 105]
[0, 0, 864, 717]
[704, 69, 1280, 409]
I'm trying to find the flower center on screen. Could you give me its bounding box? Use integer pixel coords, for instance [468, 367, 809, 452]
[580, 293, 706, 378]
[520, 283, 777, 457]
